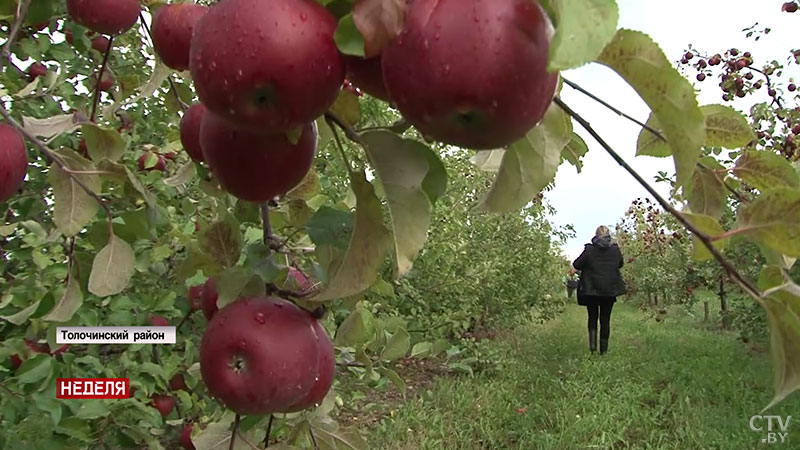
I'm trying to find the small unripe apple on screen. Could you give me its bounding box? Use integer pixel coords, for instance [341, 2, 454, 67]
[150, 394, 175, 418]
[696, 73, 706, 82]
[66, 0, 141, 36]
[179, 103, 207, 162]
[151, 3, 208, 71]
[0, 123, 28, 204]
[789, 83, 797, 92]
[27, 62, 47, 81]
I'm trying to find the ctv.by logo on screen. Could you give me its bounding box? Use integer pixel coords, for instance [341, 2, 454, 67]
[750, 415, 791, 445]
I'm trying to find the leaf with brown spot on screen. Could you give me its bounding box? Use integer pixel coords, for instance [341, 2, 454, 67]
[353, 0, 406, 58]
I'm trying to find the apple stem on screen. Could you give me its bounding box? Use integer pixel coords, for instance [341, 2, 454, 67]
[0, 0, 31, 65]
[229, 414, 241, 450]
[90, 35, 114, 123]
[561, 78, 749, 204]
[324, 114, 354, 171]
[552, 96, 761, 301]
[138, 13, 188, 113]
[262, 414, 274, 447]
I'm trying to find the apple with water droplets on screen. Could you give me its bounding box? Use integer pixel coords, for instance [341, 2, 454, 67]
[285, 320, 335, 412]
[199, 296, 322, 414]
[151, 3, 208, 71]
[344, 55, 390, 101]
[66, 0, 141, 36]
[0, 124, 28, 204]
[382, 0, 559, 149]
[189, 0, 343, 132]
[179, 103, 207, 162]
[200, 112, 317, 202]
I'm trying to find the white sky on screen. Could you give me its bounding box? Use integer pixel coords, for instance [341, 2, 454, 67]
[550, 0, 799, 261]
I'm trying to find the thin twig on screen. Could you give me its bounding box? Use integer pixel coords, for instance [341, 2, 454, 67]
[90, 35, 114, 122]
[309, 427, 319, 450]
[563, 78, 750, 205]
[262, 414, 274, 448]
[260, 203, 273, 247]
[356, 118, 410, 134]
[0, 0, 32, 64]
[553, 96, 762, 300]
[324, 114, 354, 171]
[139, 13, 188, 112]
[229, 414, 241, 450]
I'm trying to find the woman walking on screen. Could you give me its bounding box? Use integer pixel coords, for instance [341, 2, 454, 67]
[573, 226, 626, 355]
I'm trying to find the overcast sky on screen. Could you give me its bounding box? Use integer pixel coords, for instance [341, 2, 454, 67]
[549, 0, 800, 261]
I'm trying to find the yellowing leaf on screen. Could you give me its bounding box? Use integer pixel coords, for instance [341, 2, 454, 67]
[733, 151, 800, 192]
[353, 0, 406, 58]
[701, 104, 755, 148]
[481, 103, 570, 212]
[49, 150, 101, 236]
[687, 157, 726, 219]
[43, 268, 83, 322]
[598, 30, 704, 186]
[88, 236, 135, 297]
[199, 217, 243, 268]
[682, 212, 728, 261]
[381, 328, 410, 361]
[561, 132, 589, 172]
[736, 188, 800, 258]
[361, 131, 447, 277]
[311, 171, 390, 302]
[548, 0, 619, 71]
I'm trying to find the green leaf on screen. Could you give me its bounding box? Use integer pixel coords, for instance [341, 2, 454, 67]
[636, 114, 670, 157]
[0, 298, 41, 325]
[330, 90, 361, 127]
[733, 151, 800, 192]
[682, 212, 728, 261]
[701, 104, 755, 148]
[334, 306, 375, 346]
[307, 207, 354, 250]
[74, 401, 110, 420]
[287, 169, 321, 201]
[687, 156, 726, 219]
[471, 149, 506, 172]
[548, 0, 619, 71]
[481, 103, 570, 212]
[25, 0, 55, 25]
[735, 188, 800, 258]
[378, 367, 406, 397]
[431, 338, 451, 355]
[381, 328, 410, 361]
[88, 236, 136, 297]
[49, 150, 101, 236]
[55, 417, 91, 442]
[757, 266, 800, 409]
[311, 171, 391, 301]
[42, 268, 83, 322]
[334, 13, 366, 57]
[361, 131, 447, 277]
[82, 124, 126, 162]
[199, 216, 243, 268]
[22, 114, 80, 139]
[309, 417, 368, 450]
[410, 341, 432, 358]
[16, 354, 53, 385]
[163, 162, 196, 187]
[561, 132, 588, 172]
[598, 29, 704, 186]
[216, 267, 265, 309]
[192, 413, 265, 450]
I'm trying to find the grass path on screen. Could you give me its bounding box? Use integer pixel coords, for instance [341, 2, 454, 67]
[371, 302, 800, 449]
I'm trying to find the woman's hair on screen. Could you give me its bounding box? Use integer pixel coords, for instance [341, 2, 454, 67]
[595, 225, 610, 237]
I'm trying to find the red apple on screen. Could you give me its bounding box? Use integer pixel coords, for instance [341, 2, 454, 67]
[344, 55, 390, 101]
[0, 123, 28, 204]
[179, 103, 206, 163]
[199, 296, 321, 414]
[92, 69, 114, 92]
[27, 62, 47, 81]
[77, 139, 89, 158]
[285, 320, 335, 412]
[169, 373, 188, 392]
[150, 316, 169, 327]
[199, 112, 317, 202]
[180, 423, 196, 450]
[66, 0, 141, 36]
[382, 0, 559, 149]
[150, 394, 175, 418]
[25, 340, 50, 354]
[91, 35, 110, 53]
[201, 277, 219, 320]
[151, 3, 208, 71]
[51, 344, 71, 356]
[10, 354, 22, 370]
[189, 0, 343, 132]
[188, 283, 205, 311]
[138, 153, 167, 172]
